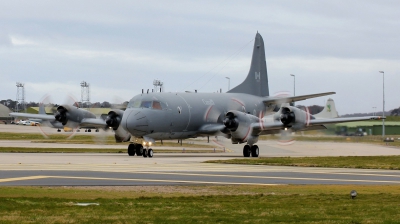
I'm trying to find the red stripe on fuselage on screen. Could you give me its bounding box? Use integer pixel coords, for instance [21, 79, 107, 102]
[242, 127, 251, 142]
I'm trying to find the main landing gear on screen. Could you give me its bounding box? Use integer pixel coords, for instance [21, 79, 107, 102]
[243, 145, 259, 157]
[127, 143, 153, 158]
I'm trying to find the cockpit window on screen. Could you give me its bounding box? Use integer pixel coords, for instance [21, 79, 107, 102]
[127, 99, 166, 110]
[140, 101, 152, 108]
[152, 101, 162, 110]
[132, 101, 141, 108]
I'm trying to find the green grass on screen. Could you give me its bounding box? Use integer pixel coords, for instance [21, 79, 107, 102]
[206, 156, 400, 170]
[0, 185, 399, 223]
[259, 135, 400, 147]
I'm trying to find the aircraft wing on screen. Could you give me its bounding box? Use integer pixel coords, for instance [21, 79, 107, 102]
[80, 118, 107, 128]
[253, 116, 381, 135]
[262, 92, 336, 106]
[198, 124, 226, 134]
[9, 112, 55, 121]
[307, 116, 381, 125]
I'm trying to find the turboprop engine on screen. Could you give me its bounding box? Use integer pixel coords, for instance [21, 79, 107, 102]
[274, 106, 312, 131]
[223, 111, 260, 144]
[54, 105, 96, 126]
[105, 109, 131, 142]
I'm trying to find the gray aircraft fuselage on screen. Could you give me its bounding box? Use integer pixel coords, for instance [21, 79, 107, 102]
[121, 92, 273, 140]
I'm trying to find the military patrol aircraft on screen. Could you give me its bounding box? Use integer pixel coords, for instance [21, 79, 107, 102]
[98, 32, 379, 158]
[11, 32, 380, 158]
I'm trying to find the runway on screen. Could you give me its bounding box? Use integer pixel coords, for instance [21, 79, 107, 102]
[1, 124, 400, 186]
[1, 153, 400, 186]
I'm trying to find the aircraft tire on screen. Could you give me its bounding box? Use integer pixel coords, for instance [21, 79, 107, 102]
[148, 148, 154, 158]
[95, 129, 99, 132]
[128, 144, 136, 156]
[251, 145, 259, 157]
[243, 145, 250, 157]
[136, 145, 143, 156]
[143, 148, 148, 158]
[88, 129, 91, 132]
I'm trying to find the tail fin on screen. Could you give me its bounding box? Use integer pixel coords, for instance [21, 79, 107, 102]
[314, 98, 339, 119]
[228, 32, 269, 97]
[39, 103, 46, 114]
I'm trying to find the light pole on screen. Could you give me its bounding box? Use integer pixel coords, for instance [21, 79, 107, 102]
[379, 71, 385, 138]
[225, 77, 230, 91]
[290, 74, 295, 106]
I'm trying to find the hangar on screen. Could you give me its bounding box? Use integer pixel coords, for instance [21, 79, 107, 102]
[0, 104, 12, 122]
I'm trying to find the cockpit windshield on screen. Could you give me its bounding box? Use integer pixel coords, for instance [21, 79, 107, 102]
[127, 99, 166, 110]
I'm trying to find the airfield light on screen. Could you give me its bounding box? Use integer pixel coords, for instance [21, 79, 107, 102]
[290, 74, 295, 106]
[350, 190, 357, 199]
[225, 77, 230, 91]
[378, 71, 385, 138]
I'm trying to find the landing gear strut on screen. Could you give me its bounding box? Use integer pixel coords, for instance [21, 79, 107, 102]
[243, 144, 259, 157]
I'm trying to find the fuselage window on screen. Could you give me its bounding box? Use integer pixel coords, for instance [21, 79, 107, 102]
[140, 101, 152, 108]
[152, 101, 162, 110]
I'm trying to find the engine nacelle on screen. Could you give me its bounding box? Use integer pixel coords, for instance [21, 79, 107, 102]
[274, 106, 312, 130]
[54, 105, 97, 126]
[223, 110, 259, 143]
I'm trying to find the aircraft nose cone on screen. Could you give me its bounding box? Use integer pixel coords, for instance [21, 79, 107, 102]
[122, 110, 149, 136]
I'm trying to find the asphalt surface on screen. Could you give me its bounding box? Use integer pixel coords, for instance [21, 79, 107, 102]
[1, 124, 400, 186]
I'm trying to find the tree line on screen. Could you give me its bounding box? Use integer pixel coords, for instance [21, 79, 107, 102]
[1, 99, 128, 112]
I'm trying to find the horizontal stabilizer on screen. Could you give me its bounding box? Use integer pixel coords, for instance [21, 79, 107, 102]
[263, 92, 335, 106]
[9, 112, 55, 121]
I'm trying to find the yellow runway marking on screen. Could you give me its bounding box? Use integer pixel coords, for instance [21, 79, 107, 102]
[0, 176, 48, 183]
[1, 172, 400, 185]
[47, 175, 284, 186]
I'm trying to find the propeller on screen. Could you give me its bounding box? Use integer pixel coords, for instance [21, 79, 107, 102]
[55, 106, 68, 125]
[280, 107, 295, 126]
[277, 106, 311, 145]
[105, 111, 122, 130]
[36, 93, 80, 139]
[223, 112, 239, 132]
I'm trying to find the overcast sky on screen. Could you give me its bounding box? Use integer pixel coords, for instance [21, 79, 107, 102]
[0, 0, 399, 114]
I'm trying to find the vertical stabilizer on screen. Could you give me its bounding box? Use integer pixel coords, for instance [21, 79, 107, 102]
[39, 103, 46, 114]
[228, 32, 269, 97]
[314, 98, 339, 119]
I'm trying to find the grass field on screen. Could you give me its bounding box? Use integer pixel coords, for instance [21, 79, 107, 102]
[0, 185, 399, 223]
[260, 134, 400, 146]
[206, 156, 400, 170]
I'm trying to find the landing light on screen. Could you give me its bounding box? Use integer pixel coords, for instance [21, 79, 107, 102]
[149, 142, 152, 146]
